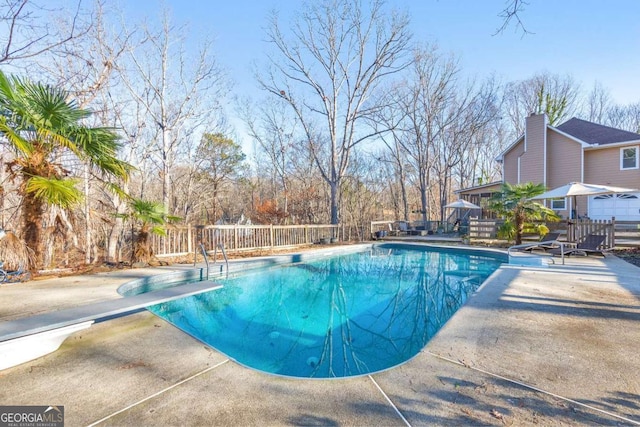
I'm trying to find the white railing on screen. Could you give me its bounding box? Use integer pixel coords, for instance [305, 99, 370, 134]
[151, 224, 340, 258]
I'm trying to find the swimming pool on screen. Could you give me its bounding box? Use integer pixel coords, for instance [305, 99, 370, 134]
[147, 244, 505, 378]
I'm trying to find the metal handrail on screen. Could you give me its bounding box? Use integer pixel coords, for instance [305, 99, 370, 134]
[212, 243, 229, 276]
[199, 244, 210, 278]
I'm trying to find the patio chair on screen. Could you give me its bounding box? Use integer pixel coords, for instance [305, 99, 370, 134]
[548, 234, 607, 257]
[396, 221, 409, 236]
[519, 232, 562, 252]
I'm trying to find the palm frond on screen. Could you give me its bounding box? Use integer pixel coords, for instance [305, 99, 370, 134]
[0, 118, 33, 155]
[151, 226, 168, 237]
[25, 176, 83, 208]
[104, 182, 133, 200]
[68, 126, 133, 180]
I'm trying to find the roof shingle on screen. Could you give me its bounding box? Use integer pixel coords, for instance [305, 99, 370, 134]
[555, 117, 640, 145]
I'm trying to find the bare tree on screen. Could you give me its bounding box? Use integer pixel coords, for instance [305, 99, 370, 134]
[0, 0, 90, 65]
[118, 9, 228, 213]
[431, 78, 500, 222]
[606, 103, 640, 133]
[390, 44, 460, 226]
[341, 152, 386, 240]
[494, 0, 532, 35]
[241, 99, 299, 221]
[584, 82, 612, 123]
[258, 0, 412, 225]
[378, 139, 411, 221]
[455, 118, 508, 189]
[369, 86, 413, 222]
[503, 72, 581, 136]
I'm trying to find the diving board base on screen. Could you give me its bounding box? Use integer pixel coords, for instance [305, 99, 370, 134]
[0, 321, 94, 371]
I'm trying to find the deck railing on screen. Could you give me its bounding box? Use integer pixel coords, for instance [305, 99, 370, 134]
[151, 224, 340, 258]
[373, 218, 639, 248]
[469, 219, 504, 239]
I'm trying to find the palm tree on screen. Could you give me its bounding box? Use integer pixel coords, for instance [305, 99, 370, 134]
[120, 199, 180, 265]
[0, 71, 131, 269]
[488, 182, 560, 245]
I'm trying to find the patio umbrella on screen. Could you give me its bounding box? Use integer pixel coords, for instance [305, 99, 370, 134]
[444, 199, 481, 209]
[530, 182, 638, 218]
[444, 199, 480, 234]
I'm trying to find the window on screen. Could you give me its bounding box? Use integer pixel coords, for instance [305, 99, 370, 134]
[551, 198, 566, 210]
[594, 194, 638, 200]
[621, 146, 639, 170]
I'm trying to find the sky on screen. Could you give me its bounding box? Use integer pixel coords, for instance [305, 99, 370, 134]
[135, 0, 640, 102]
[122, 0, 640, 146]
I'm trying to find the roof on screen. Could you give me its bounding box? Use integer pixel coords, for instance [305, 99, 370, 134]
[554, 117, 640, 145]
[455, 181, 502, 194]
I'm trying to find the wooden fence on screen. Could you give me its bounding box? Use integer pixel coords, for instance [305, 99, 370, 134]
[469, 218, 640, 248]
[151, 224, 340, 258]
[469, 219, 504, 239]
[565, 219, 616, 248]
[612, 220, 640, 247]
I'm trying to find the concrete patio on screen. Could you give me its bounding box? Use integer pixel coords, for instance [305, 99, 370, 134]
[0, 249, 638, 426]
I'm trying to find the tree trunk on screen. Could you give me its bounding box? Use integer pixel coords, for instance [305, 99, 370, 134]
[22, 188, 44, 270]
[330, 179, 339, 225]
[399, 168, 410, 222]
[420, 187, 428, 227]
[515, 213, 524, 245]
[134, 229, 152, 264]
[84, 163, 91, 264]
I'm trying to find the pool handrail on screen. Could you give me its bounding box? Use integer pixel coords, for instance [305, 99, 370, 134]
[212, 243, 229, 277]
[197, 243, 229, 278]
[199, 243, 210, 278]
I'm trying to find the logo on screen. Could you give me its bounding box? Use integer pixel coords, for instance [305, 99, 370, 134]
[0, 406, 64, 427]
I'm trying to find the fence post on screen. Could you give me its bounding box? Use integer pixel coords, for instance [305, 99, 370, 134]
[187, 224, 192, 254]
[611, 217, 616, 248]
[270, 224, 274, 248]
[305, 225, 309, 244]
[234, 225, 238, 251]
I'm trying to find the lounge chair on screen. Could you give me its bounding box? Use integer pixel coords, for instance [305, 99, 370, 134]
[519, 232, 562, 252]
[549, 234, 607, 257]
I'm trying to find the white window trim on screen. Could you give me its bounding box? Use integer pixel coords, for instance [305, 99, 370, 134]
[620, 146, 639, 170]
[551, 198, 566, 210]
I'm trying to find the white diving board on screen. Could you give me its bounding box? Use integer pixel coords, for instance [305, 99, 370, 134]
[0, 280, 223, 370]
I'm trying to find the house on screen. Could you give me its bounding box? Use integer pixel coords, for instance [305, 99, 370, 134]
[458, 113, 640, 220]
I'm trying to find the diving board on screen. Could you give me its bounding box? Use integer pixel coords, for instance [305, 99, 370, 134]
[0, 280, 223, 370]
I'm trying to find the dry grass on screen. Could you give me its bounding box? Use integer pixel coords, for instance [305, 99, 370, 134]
[0, 231, 33, 271]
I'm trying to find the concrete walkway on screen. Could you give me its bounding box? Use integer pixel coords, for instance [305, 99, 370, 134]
[0, 250, 638, 426]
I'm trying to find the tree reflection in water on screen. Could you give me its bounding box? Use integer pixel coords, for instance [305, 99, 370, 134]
[148, 247, 503, 378]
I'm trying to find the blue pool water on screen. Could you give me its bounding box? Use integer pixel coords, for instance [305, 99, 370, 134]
[148, 245, 504, 378]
